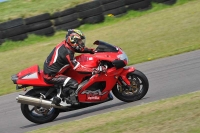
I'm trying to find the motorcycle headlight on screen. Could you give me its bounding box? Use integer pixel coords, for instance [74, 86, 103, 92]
[117, 50, 128, 64]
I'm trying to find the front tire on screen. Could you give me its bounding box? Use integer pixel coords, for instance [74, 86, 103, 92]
[21, 89, 60, 124]
[112, 69, 149, 102]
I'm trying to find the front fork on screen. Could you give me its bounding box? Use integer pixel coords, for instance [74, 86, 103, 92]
[117, 66, 135, 91]
[119, 66, 135, 85]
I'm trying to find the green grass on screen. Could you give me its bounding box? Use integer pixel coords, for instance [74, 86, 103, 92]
[29, 91, 200, 133]
[0, 0, 200, 96]
[0, 0, 91, 22]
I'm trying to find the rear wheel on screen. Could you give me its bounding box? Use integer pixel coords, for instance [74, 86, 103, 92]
[21, 89, 60, 124]
[112, 69, 149, 102]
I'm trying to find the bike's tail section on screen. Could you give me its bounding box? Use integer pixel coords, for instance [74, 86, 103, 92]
[11, 65, 52, 87]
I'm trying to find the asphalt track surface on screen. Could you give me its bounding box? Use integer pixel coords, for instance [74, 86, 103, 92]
[1, 50, 200, 133]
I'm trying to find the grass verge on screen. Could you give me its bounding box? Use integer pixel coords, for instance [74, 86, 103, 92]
[29, 91, 200, 133]
[0, 0, 200, 95]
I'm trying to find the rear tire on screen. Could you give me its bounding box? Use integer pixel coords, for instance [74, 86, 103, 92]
[112, 69, 149, 102]
[21, 89, 60, 124]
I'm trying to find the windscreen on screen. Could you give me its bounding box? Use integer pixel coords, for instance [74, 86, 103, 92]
[94, 40, 118, 52]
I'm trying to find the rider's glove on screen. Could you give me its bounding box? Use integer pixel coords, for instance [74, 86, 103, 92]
[89, 48, 95, 54]
[92, 66, 107, 75]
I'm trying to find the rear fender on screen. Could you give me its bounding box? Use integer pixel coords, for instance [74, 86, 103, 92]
[120, 67, 135, 85]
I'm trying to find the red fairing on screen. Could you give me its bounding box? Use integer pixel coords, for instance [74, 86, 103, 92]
[76, 67, 135, 102]
[77, 73, 117, 102]
[75, 48, 127, 67]
[95, 52, 119, 61]
[16, 65, 52, 86]
[76, 54, 99, 68]
[63, 67, 91, 84]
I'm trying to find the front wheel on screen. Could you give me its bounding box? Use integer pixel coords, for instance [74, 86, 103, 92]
[21, 89, 60, 124]
[112, 69, 149, 102]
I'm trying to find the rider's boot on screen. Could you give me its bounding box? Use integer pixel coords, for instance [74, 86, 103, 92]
[52, 96, 61, 106]
[52, 87, 62, 106]
[52, 94, 72, 106]
[69, 90, 79, 105]
[52, 86, 71, 106]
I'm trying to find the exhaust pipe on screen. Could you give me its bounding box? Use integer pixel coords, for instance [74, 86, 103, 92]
[16, 95, 67, 109]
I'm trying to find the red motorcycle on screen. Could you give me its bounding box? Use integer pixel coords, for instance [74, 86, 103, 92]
[11, 40, 149, 124]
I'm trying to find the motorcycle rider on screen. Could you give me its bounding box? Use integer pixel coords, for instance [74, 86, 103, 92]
[43, 29, 105, 106]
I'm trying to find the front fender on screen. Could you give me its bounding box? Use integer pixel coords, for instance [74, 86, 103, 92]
[120, 67, 135, 85]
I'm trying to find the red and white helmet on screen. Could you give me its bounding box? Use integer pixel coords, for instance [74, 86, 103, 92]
[66, 29, 86, 51]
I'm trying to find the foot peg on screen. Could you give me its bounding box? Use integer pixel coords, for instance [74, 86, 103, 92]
[52, 96, 61, 106]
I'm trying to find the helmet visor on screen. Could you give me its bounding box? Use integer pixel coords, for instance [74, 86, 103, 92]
[78, 39, 85, 47]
